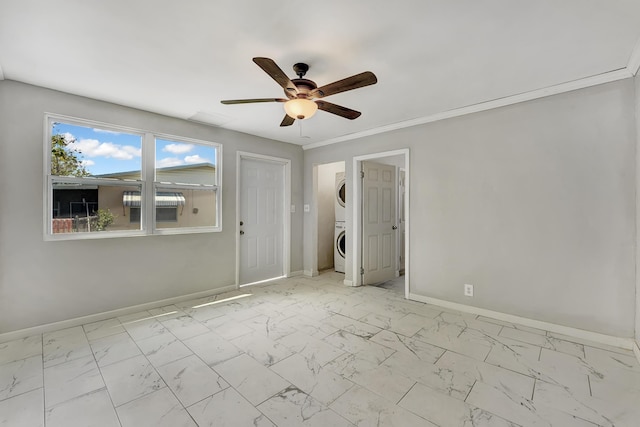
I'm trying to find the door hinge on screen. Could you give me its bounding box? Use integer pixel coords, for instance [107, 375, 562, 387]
[360, 171, 365, 178]
[360, 267, 365, 275]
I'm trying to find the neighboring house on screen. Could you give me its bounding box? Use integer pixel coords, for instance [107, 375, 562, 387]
[52, 163, 217, 231]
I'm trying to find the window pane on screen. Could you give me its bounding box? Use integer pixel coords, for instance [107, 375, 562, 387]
[156, 207, 178, 222]
[130, 207, 177, 223]
[52, 183, 143, 233]
[51, 122, 142, 179]
[130, 207, 141, 223]
[154, 187, 217, 229]
[155, 138, 217, 185]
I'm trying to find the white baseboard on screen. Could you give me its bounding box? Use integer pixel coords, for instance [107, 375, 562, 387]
[303, 269, 316, 277]
[343, 279, 355, 286]
[0, 284, 237, 344]
[634, 341, 640, 365]
[287, 270, 304, 278]
[408, 293, 634, 351]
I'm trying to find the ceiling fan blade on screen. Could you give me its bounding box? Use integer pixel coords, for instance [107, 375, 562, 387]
[221, 98, 287, 104]
[310, 71, 377, 99]
[280, 115, 295, 127]
[253, 57, 298, 95]
[315, 100, 362, 120]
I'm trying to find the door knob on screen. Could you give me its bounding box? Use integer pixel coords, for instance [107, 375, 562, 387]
[392, 225, 398, 230]
[240, 230, 244, 235]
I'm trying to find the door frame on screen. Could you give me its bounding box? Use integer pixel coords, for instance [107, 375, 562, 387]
[236, 151, 291, 287]
[310, 161, 346, 277]
[352, 149, 410, 298]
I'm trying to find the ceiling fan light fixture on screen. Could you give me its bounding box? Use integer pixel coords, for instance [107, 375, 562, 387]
[284, 98, 318, 120]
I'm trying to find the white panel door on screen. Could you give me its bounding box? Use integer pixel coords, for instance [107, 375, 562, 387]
[362, 161, 396, 285]
[239, 157, 284, 285]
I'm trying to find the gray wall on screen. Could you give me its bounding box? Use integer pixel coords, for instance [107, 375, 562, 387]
[0, 80, 304, 334]
[304, 79, 636, 337]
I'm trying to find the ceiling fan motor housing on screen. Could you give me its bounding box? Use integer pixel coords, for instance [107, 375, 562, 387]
[287, 79, 317, 98]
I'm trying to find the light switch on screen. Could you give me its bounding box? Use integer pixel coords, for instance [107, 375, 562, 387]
[304, 204, 310, 212]
[290, 204, 296, 213]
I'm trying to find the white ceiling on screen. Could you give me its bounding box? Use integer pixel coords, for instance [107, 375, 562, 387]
[2, 1, 640, 147]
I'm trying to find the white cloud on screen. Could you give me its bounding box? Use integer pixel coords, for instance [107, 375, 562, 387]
[63, 132, 76, 143]
[184, 154, 210, 164]
[81, 159, 95, 167]
[163, 143, 194, 154]
[93, 128, 122, 135]
[69, 138, 141, 160]
[157, 157, 184, 168]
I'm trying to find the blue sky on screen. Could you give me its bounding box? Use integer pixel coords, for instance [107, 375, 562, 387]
[52, 122, 216, 176]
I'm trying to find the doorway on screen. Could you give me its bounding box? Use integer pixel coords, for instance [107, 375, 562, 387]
[353, 149, 410, 298]
[236, 152, 291, 286]
[313, 161, 345, 276]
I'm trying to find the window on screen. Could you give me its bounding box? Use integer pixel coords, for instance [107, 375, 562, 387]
[45, 115, 221, 240]
[154, 138, 218, 231]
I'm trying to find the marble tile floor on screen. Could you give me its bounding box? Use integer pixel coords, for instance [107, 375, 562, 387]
[373, 275, 406, 294]
[1, 271, 639, 426]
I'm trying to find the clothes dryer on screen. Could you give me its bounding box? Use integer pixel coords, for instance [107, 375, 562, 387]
[335, 172, 346, 221]
[334, 221, 346, 273]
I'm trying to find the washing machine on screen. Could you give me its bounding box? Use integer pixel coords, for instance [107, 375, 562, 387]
[334, 221, 346, 273]
[335, 172, 346, 221]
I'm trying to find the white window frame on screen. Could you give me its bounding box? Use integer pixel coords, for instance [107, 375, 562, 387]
[44, 114, 222, 240]
[152, 133, 222, 236]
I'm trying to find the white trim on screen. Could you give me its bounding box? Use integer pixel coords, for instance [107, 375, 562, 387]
[303, 69, 632, 151]
[287, 270, 304, 278]
[0, 64, 4, 80]
[0, 284, 237, 344]
[310, 164, 319, 277]
[236, 151, 292, 287]
[343, 279, 355, 286]
[634, 341, 640, 365]
[409, 293, 635, 350]
[353, 149, 410, 298]
[627, 37, 640, 76]
[303, 270, 315, 277]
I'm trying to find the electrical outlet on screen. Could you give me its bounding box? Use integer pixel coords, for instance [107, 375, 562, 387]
[464, 284, 474, 297]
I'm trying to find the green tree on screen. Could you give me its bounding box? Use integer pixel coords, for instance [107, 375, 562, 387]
[51, 133, 90, 177]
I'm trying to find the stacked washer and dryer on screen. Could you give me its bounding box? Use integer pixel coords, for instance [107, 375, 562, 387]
[334, 172, 346, 273]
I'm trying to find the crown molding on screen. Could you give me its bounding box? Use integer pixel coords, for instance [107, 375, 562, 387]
[627, 36, 640, 76]
[303, 68, 633, 151]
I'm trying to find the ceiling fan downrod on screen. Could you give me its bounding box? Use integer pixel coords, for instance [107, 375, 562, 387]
[293, 62, 309, 79]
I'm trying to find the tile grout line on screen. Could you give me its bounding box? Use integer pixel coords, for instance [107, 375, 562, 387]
[84, 323, 124, 427]
[531, 378, 536, 401]
[463, 379, 477, 402]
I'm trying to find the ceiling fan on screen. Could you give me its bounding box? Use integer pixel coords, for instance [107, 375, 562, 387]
[221, 57, 377, 127]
